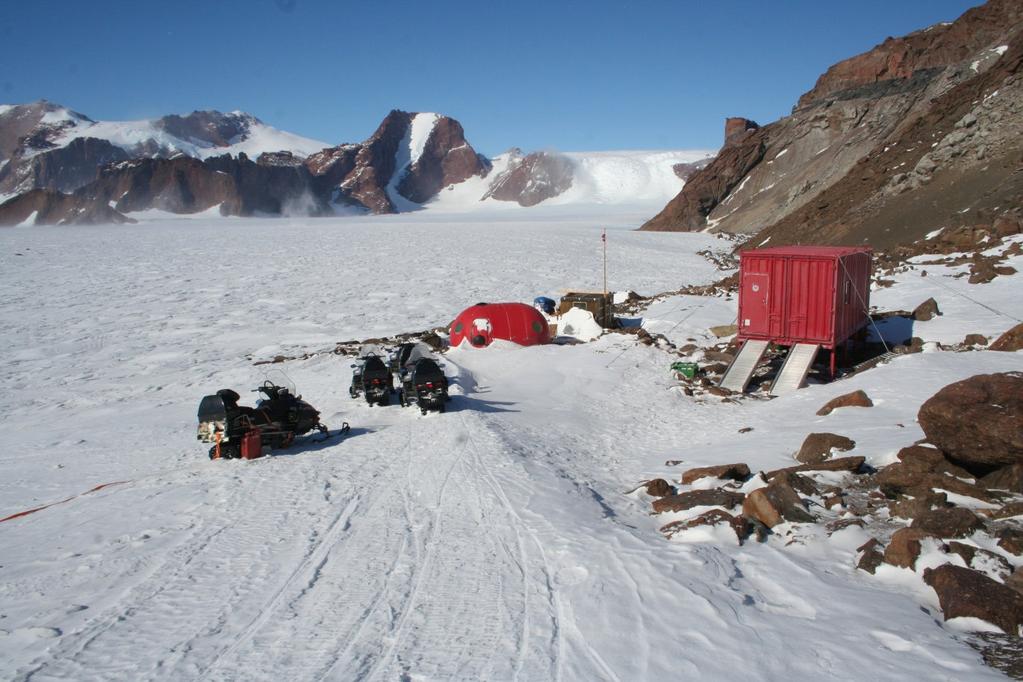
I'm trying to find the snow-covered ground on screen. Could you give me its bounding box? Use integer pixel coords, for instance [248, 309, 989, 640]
[0, 210, 1020, 680]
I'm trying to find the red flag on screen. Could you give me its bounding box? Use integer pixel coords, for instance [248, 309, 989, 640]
[601, 230, 606, 243]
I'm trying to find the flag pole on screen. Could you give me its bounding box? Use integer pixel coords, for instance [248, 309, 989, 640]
[602, 228, 607, 297]
[602, 228, 608, 327]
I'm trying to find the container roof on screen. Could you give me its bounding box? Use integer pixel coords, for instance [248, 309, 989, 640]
[741, 245, 872, 258]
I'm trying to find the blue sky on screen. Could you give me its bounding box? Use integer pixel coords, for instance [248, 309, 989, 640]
[1, 0, 982, 155]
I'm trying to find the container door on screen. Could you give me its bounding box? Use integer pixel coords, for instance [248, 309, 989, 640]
[740, 272, 770, 336]
[470, 317, 493, 347]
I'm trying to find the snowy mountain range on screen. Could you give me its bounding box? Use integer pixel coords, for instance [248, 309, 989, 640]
[0, 102, 712, 225]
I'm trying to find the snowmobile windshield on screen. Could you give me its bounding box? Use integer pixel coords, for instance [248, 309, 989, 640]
[358, 343, 385, 359]
[261, 368, 297, 396]
[403, 342, 431, 368]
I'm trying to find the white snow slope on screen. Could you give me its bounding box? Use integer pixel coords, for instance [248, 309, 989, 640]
[427, 149, 714, 212]
[0, 208, 1020, 681]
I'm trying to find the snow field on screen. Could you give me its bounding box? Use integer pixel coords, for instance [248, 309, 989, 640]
[0, 212, 1019, 680]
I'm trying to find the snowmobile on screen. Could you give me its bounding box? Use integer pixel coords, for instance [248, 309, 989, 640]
[349, 355, 393, 406]
[197, 372, 342, 460]
[398, 357, 450, 414]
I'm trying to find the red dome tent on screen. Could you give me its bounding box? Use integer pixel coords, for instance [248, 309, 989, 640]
[450, 302, 552, 348]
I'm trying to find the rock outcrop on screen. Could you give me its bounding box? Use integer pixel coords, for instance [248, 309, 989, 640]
[307, 110, 490, 214]
[482, 149, 574, 207]
[0, 189, 135, 226]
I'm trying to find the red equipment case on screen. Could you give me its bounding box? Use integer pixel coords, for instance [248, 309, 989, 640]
[240, 429, 263, 460]
[737, 245, 872, 350]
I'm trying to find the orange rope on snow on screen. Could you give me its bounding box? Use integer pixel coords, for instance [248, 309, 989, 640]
[0, 480, 131, 524]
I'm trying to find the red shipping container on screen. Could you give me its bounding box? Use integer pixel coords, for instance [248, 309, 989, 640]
[240, 429, 263, 460]
[737, 246, 872, 349]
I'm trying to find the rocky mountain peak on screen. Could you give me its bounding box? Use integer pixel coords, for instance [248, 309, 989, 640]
[155, 110, 260, 148]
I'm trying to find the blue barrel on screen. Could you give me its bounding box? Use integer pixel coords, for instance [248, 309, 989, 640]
[533, 296, 556, 315]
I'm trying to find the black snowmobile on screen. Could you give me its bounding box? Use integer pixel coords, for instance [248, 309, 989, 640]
[197, 373, 342, 460]
[349, 355, 393, 406]
[398, 358, 450, 414]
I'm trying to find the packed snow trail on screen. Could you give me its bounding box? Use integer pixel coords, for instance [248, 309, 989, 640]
[7, 403, 571, 680]
[2, 217, 1017, 680]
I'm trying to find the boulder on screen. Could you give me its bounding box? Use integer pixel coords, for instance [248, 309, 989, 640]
[912, 297, 941, 321]
[884, 528, 936, 568]
[777, 472, 821, 498]
[990, 323, 1023, 352]
[1006, 567, 1023, 596]
[888, 491, 949, 520]
[895, 444, 973, 479]
[969, 259, 1017, 284]
[910, 507, 984, 538]
[795, 432, 856, 464]
[875, 463, 993, 502]
[963, 333, 989, 346]
[985, 501, 1023, 521]
[917, 373, 1023, 472]
[993, 215, 1023, 238]
[923, 564, 1023, 634]
[893, 337, 924, 354]
[857, 538, 885, 574]
[651, 489, 745, 514]
[945, 541, 1013, 581]
[766, 456, 866, 480]
[642, 479, 675, 498]
[679, 463, 751, 485]
[980, 464, 1023, 494]
[660, 509, 751, 544]
[816, 390, 873, 416]
[997, 528, 1023, 556]
[742, 478, 814, 527]
[703, 349, 736, 363]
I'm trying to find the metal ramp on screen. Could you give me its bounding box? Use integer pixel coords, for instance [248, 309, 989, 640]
[719, 339, 769, 393]
[771, 343, 819, 395]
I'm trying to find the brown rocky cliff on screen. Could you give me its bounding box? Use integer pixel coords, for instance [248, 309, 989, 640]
[0, 189, 134, 226]
[641, 128, 766, 231]
[798, 0, 1023, 108]
[0, 137, 130, 196]
[749, 32, 1023, 250]
[724, 118, 759, 145]
[641, 0, 1023, 241]
[308, 110, 490, 213]
[482, 150, 574, 207]
[397, 117, 490, 203]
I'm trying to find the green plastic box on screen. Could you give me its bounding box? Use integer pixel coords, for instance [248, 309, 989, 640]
[671, 361, 698, 379]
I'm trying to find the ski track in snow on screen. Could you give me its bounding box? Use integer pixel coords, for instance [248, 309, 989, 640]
[1, 217, 1019, 680]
